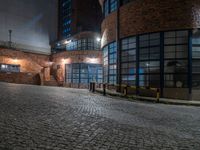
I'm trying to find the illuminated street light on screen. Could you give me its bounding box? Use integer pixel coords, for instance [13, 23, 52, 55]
[96, 37, 101, 42]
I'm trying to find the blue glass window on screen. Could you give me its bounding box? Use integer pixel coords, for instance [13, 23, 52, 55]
[103, 0, 118, 17]
[121, 37, 136, 85]
[65, 64, 103, 85]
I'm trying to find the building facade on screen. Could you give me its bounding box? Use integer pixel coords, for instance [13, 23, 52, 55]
[0, 0, 103, 88]
[51, 0, 103, 88]
[58, 0, 102, 40]
[99, 0, 200, 100]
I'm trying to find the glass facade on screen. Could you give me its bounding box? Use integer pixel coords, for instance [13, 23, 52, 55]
[103, 0, 134, 16]
[121, 37, 136, 85]
[103, 42, 117, 84]
[0, 64, 20, 73]
[102, 29, 200, 92]
[192, 29, 200, 89]
[65, 63, 102, 85]
[164, 31, 188, 88]
[66, 38, 100, 51]
[60, 0, 72, 38]
[103, 0, 117, 17]
[139, 33, 160, 87]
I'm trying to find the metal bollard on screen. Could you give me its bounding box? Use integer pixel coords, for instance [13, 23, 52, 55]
[124, 85, 128, 96]
[89, 82, 92, 91]
[92, 82, 95, 93]
[103, 83, 106, 96]
[156, 88, 160, 103]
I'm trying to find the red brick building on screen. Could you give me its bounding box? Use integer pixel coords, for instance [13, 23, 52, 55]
[99, 0, 200, 100]
[0, 0, 103, 89]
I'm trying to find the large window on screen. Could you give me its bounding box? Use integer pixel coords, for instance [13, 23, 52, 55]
[66, 38, 100, 51]
[139, 33, 160, 88]
[121, 36, 136, 85]
[103, 42, 117, 84]
[103, 46, 108, 83]
[0, 64, 20, 73]
[103, 0, 118, 17]
[192, 29, 200, 89]
[164, 30, 189, 88]
[103, 0, 135, 17]
[103, 29, 196, 91]
[108, 42, 117, 84]
[65, 63, 102, 85]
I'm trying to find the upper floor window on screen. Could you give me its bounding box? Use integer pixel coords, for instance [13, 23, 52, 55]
[103, 0, 135, 17]
[66, 38, 101, 51]
[103, 0, 118, 17]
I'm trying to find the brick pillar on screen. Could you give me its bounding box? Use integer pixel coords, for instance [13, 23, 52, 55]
[43, 67, 50, 81]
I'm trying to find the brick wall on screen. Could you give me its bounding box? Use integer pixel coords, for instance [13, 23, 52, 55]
[0, 48, 50, 85]
[101, 0, 200, 47]
[0, 48, 50, 73]
[0, 46, 102, 87]
[51, 50, 102, 78]
[0, 72, 41, 85]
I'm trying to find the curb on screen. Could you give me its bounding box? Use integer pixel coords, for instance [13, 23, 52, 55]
[94, 89, 200, 107]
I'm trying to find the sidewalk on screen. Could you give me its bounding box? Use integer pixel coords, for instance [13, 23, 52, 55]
[95, 88, 200, 107]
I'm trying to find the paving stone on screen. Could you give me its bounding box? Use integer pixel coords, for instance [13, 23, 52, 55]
[0, 82, 200, 149]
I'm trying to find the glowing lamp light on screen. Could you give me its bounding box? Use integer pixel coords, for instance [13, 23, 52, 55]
[62, 58, 71, 64]
[13, 58, 18, 63]
[86, 57, 99, 64]
[1, 64, 6, 69]
[96, 37, 101, 42]
[64, 40, 72, 45]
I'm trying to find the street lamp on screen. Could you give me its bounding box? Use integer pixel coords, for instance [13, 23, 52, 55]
[8, 29, 12, 48]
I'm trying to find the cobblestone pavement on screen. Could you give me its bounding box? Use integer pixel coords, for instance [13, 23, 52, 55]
[0, 83, 200, 150]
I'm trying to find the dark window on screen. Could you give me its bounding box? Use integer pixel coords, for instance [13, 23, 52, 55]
[164, 30, 189, 88]
[103, 0, 117, 17]
[192, 29, 200, 89]
[139, 33, 160, 88]
[121, 36, 136, 85]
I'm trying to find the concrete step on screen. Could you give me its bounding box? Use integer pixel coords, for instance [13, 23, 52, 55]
[44, 75, 59, 86]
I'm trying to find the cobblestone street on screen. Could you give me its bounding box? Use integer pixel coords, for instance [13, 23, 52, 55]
[0, 82, 200, 150]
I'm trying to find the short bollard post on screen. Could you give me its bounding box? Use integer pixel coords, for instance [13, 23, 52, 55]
[124, 85, 128, 96]
[92, 82, 95, 93]
[89, 82, 92, 91]
[156, 88, 160, 103]
[103, 83, 106, 96]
